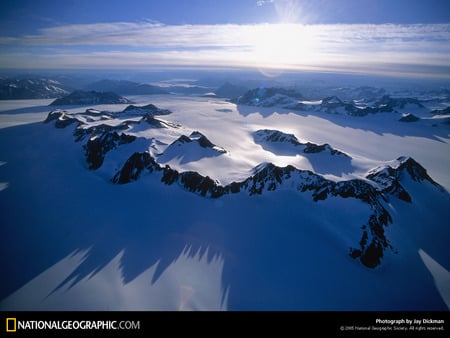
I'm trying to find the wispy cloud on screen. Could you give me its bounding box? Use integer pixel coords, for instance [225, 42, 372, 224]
[256, 0, 274, 6]
[0, 21, 449, 78]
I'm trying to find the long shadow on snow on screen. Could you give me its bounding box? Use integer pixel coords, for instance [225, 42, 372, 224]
[1, 121, 449, 310]
[0, 122, 223, 301]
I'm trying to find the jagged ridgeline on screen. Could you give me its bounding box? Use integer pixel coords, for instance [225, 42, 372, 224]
[233, 87, 425, 117]
[44, 103, 445, 269]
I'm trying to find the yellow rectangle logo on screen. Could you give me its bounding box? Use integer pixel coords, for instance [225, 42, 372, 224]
[6, 318, 16, 332]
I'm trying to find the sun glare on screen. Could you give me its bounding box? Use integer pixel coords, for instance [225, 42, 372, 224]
[251, 24, 318, 73]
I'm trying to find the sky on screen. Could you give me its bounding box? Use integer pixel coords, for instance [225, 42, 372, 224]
[0, 0, 450, 78]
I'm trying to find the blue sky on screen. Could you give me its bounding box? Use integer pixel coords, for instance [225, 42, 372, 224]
[1, 0, 450, 77]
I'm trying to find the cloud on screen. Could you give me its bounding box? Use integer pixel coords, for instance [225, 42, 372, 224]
[0, 21, 449, 78]
[256, 0, 274, 6]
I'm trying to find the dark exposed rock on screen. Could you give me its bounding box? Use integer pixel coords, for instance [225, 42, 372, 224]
[255, 129, 302, 146]
[303, 143, 328, 153]
[161, 166, 179, 185]
[45, 103, 173, 171]
[44, 110, 78, 128]
[367, 166, 411, 202]
[399, 113, 420, 122]
[254, 129, 349, 158]
[234, 87, 303, 106]
[396, 156, 438, 185]
[167, 132, 227, 153]
[360, 240, 384, 268]
[367, 156, 440, 202]
[122, 104, 172, 116]
[112, 152, 159, 184]
[180, 172, 224, 197]
[194, 134, 215, 149]
[143, 115, 167, 128]
[174, 135, 192, 145]
[85, 132, 136, 170]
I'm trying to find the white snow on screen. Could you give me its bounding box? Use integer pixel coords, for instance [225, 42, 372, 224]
[299, 100, 322, 105]
[0, 93, 449, 310]
[0, 247, 228, 311]
[419, 249, 450, 310]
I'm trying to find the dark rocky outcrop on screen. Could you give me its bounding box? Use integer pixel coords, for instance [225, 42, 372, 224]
[44, 103, 171, 169]
[367, 156, 440, 203]
[85, 132, 136, 170]
[399, 113, 420, 122]
[254, 129, 302, 146]
[122, 104, 172, 116]
[110, 152, 438, 269]
[112, 152, 159, 184]
[254, 129, 349, 157]
[167, 131, 227, 153]
[44, 110, 78, 128]
[234, 87, 303, 106]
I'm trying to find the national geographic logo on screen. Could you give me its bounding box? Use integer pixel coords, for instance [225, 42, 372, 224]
[6, 318, 16, 332]
[3, 317, 140, 332]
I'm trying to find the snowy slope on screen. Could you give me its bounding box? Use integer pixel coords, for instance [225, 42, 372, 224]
[0, 94, 449, 310]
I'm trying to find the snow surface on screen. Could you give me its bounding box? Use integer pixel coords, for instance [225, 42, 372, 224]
[419, 249, 450, 310]
[0, 94, 449, 310]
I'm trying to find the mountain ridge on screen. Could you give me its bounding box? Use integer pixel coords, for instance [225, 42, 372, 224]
[43, 104, 446, 270]
[50, 90, 132, 106]
[0, 77, 69, 100]
[234, 87, 432, 117]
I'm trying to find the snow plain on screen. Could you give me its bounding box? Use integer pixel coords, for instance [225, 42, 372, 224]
[0, 94, 449, 310]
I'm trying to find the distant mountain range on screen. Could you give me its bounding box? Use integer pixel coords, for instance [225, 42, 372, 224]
[84, 79, 168, 95]
[49, 90, 132, 106]
[0, 77, 169, 100]
[0, 78, 69, 100]
[233, 87, 432, 117]
[214, 82, 249, 99]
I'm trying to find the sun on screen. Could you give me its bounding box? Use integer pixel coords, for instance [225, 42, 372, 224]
[251, 23, 317, 73]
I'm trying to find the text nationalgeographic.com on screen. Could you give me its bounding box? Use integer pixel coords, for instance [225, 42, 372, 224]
[6, 318, 140, 332]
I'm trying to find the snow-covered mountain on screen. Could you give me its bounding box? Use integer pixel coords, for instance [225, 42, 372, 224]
[234, 87, 438, 118]
[50, 90, 132, 106]
[0, 77, 69, 100]
[40, 103, 448, 272]
[234, 87, 304, 107]
[0, 91, 449, 311]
